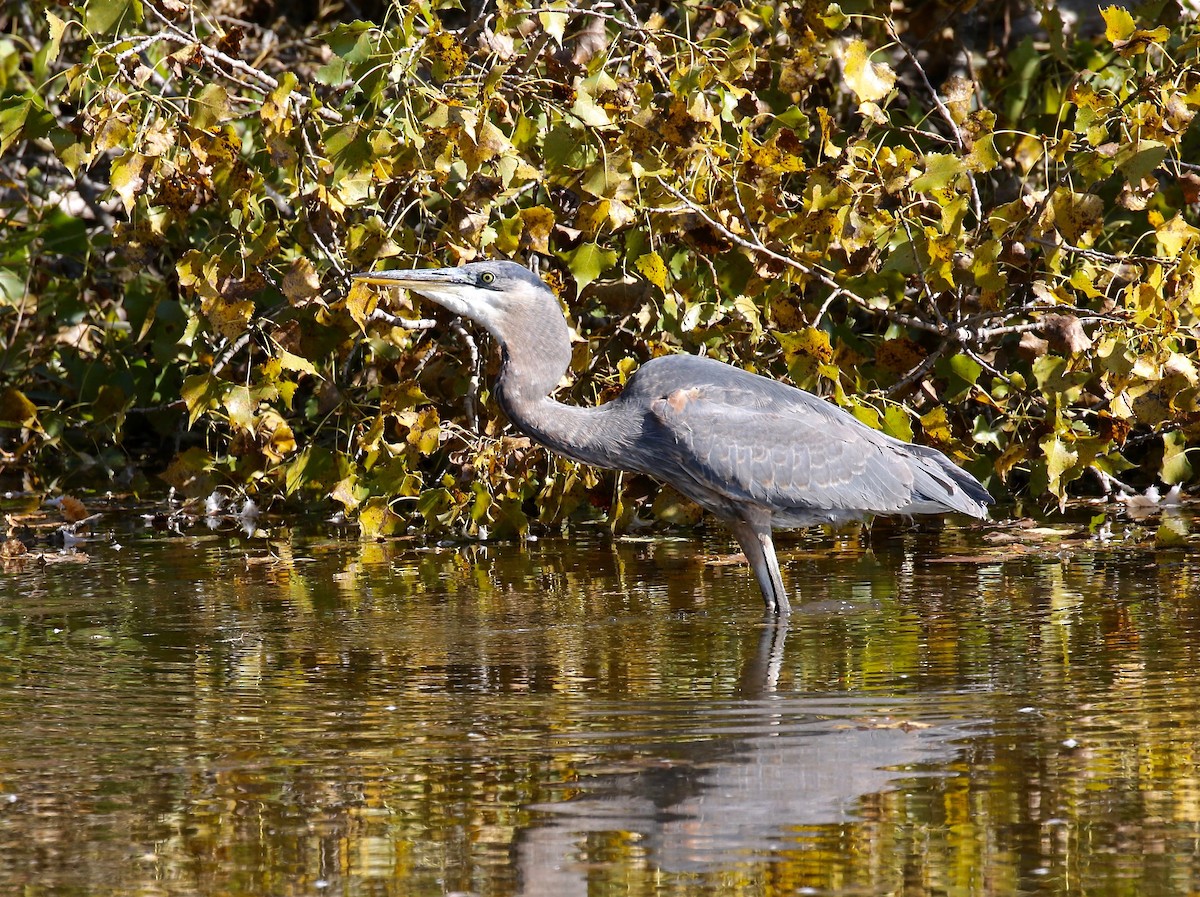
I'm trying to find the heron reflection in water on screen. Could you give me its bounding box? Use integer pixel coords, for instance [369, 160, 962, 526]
[354, 260, 992, 618]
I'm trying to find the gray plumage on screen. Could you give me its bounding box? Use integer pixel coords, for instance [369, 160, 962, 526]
[354, 260, 993, 617]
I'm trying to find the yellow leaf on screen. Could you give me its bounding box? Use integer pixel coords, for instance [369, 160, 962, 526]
[571, 85, 611, 128]
[1162, 431, 1193, 485]
[920, 406, 952, 444]
[1041, 434, 1079, 506]
[651, 486, 704, 526]
[423, 32, 466, 83]
[224, 385, 256, 432]
[381, 382, 430, 413]
[577, 200, 611, 237]
[405, 407, 441, 455]
[733, 295, 762, 337]
[1155, 518, 1189, 548]
[259, 410, 296, 462]
[821, 4, 848, 30]
[995, 443, 1028, 482]
[0, 387, 38, 427]
[967, 130, 1000, 173]
[538, 1, 568, 44]
[1100, 4, 1169, 57]
[275, 349, 319, 377]
[461, 119, 510, 170]
[778, 327, 833, 364]
[358, 496, 401, 539]
[1101, 5, 1136, 42]
[345, 281, 378, 332]
[1156, 214, 1200, 257]
[843, 39, 895, 104]
[160, 447, 215, 493]
[635, 251, 669, 292]
[883, 406, 914, 442]
[202, 296, 254, 340]
[331, 474, 365, 513]
[110, 152, 152, 215]
[261, 72, 297, 132]
[518, 207, 555, 254]
[943, 75, 973, 125]
[281, 257, 321, 304]
[45, 12, 66, 64]
[1047, 189, 1104, 244]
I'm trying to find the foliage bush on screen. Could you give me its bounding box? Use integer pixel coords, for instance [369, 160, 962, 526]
[2, 0, 1199, 532]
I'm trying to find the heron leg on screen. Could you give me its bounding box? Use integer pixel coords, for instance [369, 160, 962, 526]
[730, 518, 791, 618]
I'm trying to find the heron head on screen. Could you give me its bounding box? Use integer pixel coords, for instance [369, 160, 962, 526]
[352, 260, 553, 340]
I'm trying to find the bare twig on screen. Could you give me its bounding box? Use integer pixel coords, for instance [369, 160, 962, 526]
[886, 19, 983, 225]
[1029, 236, 1169, 267]
[450, 320, 482, 433]
[883, 341, 948, 397]
[144, 1, 342, 124]
[369, 308, 438, 330]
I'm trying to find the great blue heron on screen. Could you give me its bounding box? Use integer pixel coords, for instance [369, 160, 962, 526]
[354, 260, 993, 617]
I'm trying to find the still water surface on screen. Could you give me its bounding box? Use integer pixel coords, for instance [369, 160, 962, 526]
[1, 508, 1199, 895]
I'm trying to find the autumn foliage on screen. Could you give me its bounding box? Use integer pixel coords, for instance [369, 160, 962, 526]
[2, 0, 1200, 531]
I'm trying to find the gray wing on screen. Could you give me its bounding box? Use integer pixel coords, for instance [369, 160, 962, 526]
[648, 382, 986, 522]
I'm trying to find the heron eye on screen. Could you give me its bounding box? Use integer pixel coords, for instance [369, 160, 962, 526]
[480, 271, 496, 285]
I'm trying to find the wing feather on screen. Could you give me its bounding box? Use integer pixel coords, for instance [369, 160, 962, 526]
[620, 354, 989, 522]
[650, 383, 923, 518]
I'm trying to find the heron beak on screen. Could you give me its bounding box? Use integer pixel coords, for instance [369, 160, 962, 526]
[352, 267, 476, 317]
[351, 267, 471, 291]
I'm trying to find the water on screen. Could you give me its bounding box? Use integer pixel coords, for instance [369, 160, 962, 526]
[1, 506, 1199, 895]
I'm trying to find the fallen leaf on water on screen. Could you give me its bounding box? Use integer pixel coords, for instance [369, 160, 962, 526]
[59, 495, 89, 523]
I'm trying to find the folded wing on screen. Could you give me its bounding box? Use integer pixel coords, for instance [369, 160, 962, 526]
[648, 379, 989, 523]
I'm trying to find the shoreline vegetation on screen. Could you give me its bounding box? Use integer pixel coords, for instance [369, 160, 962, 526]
[2, 1, 1199, 537]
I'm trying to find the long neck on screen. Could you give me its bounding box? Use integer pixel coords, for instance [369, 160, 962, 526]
[489, 304, 631, 470]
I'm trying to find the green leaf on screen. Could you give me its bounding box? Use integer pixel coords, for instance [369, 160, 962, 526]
[971, 414, 1001, 449]
[820, 3, 848, 29]
[1155, 517, 1189, 548]
[1032, 354, 1086, 399]
[84, 0, 143, 34]
[1116, 140, 1167, 184]
[849, 401, 882, 430]
[0, 269, 23, 305]
[180, 374, 222, 427]
[563, 243, 617, 291]
[937, 353, 982, 402]
[912, 154, 966, 194]
[950, 354, 981, 387]
[323, 21, 375, 57]
[0, 98, 54, 156]
[882, 405, 914, 442]
[1162, 431, 1193, 485]
[190, 84, 230, 130]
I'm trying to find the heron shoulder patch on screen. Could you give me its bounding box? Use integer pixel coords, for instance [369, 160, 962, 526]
[664, 387, 704, 414]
